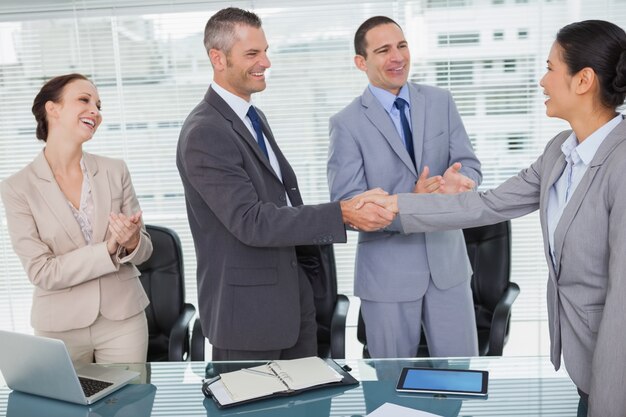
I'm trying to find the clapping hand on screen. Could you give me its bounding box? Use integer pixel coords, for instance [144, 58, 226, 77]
[414, 166, 444, 194]
[108, 211, 143, 253]
[439, 162, 475, 194]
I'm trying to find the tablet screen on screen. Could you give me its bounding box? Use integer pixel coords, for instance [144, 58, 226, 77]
[396, 368, 488, 396]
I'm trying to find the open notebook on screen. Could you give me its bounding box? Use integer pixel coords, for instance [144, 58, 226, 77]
[204, 356, 358, 408]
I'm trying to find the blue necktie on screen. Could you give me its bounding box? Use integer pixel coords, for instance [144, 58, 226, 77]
[246, 106, 269, 159]
[394, 97, 416, 168]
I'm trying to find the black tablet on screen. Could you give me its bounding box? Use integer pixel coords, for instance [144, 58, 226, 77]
[396, 367, 488, 397]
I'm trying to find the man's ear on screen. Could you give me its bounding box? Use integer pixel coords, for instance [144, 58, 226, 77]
[209, 49, 226, 72]
[575, 67, 596, 95]
[354, 54, 367, 72]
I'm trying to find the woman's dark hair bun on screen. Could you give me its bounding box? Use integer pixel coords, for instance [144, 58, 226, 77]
[613, 49, 626, 93]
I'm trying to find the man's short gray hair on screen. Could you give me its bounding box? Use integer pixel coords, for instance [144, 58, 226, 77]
[203, 7, 262, 56]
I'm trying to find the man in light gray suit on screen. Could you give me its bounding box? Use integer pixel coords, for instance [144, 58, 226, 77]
[327, 16, 482, 358]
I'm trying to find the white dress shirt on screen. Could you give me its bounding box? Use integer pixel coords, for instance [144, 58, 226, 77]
[211, 82, 291, 206]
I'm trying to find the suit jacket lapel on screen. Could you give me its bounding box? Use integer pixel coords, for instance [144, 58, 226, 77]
[255, 112, 304, 206]
[551, 165, 599, 274]
[408, 84, 425, 174]
[542, 151, 567, 222]
[31, 151, 86, 248]
[552, 120, 626, 272]
[538, 130, 569, 278]
[361, 88, 417, 175]
[206, 88, 279, 181]
[84, 153, 111, 244]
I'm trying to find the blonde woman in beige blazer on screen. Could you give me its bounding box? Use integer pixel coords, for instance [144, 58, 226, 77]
[0, 74, 152, 364]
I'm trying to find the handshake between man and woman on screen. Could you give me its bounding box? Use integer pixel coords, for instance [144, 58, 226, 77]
[339, 162, 475, 231]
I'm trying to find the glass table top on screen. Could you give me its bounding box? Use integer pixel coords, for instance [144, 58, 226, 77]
[0, 356, 579, 416]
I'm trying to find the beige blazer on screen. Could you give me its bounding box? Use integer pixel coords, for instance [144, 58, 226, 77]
[1, 151, 152, 332]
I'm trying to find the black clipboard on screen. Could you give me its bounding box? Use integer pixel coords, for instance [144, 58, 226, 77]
[202, 359, 358, 409]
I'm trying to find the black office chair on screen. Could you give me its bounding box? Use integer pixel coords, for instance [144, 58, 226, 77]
[190, 244, 349, 360]
[357, 220, 520, 357]
[464, 220, 520, 356]
[137, 225, 196, 361]
[301, 244, 350, 359]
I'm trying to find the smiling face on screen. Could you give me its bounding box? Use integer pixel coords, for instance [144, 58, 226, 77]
[539, 42, 578, 121]
[211, 24, 271, 101]
[46, 79, 102, 143]
[355, 23, 410, 95]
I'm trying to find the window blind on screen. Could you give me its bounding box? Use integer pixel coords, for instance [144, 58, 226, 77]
[1, 0, 625, 343]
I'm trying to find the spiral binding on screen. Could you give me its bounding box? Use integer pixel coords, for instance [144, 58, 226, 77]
[266, 361, 294, 392]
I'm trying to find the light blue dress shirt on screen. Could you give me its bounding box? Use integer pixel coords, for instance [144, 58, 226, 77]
[369, 84, 412, 147]
[211, 82, 291, 206]
[547, 114, 623, 266]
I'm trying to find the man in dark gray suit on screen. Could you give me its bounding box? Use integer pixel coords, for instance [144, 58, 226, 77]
[176, 7, 393, 360]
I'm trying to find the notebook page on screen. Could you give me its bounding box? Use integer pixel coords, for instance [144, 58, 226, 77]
[219, 364, 286, 402]
[367, 403, 443, 417]
[270, 357, 343, 390]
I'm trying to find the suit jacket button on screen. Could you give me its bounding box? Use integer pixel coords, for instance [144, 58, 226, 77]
[291, 260, 297, 268]
[279, 195, 286, 202]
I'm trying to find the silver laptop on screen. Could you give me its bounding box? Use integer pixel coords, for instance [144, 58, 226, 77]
[0, 330, 139, 404]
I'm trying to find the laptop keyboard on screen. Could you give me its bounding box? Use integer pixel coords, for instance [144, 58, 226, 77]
[78, 376, 113, 397]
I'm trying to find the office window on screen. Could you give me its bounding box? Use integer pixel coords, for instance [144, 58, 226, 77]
[493, 30, 505, 40]
[437, 32, 480, 46]
[485, 87, 533, 115]
[518, 28, 529, 39]
[451, 91, 478, 116]
[504, 58, 517, 72]
[1, 0, 626, 357]
[508, 133, 528, 151]
[427, 0, 468, 7]
[435, 60, 474, 86]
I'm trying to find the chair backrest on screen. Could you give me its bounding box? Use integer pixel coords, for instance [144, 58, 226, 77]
[297, 244, 338, 357]
[137, 225, 186, 361]
[464, 220, 511, 342]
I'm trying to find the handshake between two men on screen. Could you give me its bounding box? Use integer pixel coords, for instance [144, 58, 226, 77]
[339, 162, 475, 231]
